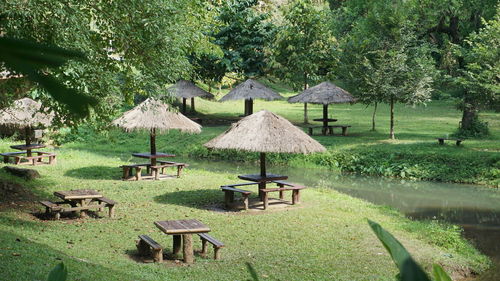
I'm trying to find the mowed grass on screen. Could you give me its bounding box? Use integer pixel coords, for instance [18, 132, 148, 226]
[0, 144, 490, 281]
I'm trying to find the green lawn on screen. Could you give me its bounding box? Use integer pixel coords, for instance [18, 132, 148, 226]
[0, 141, 491, 280]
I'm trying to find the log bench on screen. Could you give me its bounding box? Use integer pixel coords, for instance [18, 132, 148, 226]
[221, 183, 257, 210]
[1, 151, 56, 165]
[437, 138, 464, 146]
[198, 233, 224, 260]
[136, 235, 163, 262]
[261, 181, 306, 210]
[120, 163, 151, 180]
[153, 161, 189, 179]
[39, 198, 116, 220]
[329, 125, 352, 136]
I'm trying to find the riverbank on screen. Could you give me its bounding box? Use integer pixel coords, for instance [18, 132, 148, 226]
[0, 143, 491, 280]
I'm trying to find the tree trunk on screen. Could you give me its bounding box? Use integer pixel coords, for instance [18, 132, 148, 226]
[389, 98, 395, 139]
[371, 102, 378, 131]
[190, 97, 195, 113]
[460, 94, 478, 130]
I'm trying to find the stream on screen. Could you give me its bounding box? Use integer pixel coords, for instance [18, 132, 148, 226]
[183, 158, 500, 279]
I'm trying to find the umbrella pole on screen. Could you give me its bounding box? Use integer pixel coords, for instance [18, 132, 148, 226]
[323, 104, 329, 133]
[150, 128, 157, 166]
[25, 127, 32, 157]
[182, 98, 187, 114]
[259, 152, 266, 200]
[191, 98, 195, 113]
[249, 99, 253, 115]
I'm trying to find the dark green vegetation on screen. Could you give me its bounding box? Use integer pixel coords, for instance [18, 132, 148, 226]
[0, 139, 490, 280]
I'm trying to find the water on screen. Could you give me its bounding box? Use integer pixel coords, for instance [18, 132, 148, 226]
[184, 158, 500, 278]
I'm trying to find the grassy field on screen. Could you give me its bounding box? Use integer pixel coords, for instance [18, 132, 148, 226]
[0, 142, 491, 280]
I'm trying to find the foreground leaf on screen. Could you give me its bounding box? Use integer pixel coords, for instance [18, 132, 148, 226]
[47, 263, 67, 281]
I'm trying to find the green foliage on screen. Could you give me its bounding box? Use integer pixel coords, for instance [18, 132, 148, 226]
[454, 117, 490, 138]
[271, 0, 337, 90]
[208, 0, 275, 79]
[47, 263, 67, 281]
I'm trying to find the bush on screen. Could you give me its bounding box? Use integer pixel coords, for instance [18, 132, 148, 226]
[454, 118, 489, 138]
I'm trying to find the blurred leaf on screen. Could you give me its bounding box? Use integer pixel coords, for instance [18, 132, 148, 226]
[246, 262, 259, 281]
[432, 264, 452, 281]
[368, 220, 431, 281]
[47, 263, 67, 281]
[0, 37, 96, 118]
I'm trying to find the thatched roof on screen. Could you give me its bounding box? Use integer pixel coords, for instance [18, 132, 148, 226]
[288, 82, 356, 104]
[112, 98, 201, 133]
[219, 79, 283, 101]
[167, 80, 214, 99]
[0, 98, 53, 128]
[204, 110, 326, 154]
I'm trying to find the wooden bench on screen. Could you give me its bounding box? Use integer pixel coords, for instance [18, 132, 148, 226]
[221, 183, 257, 210]
[190, 117, 203, 124]
[329, 125, 351, 136]
[153, 161, 189, 179]
[136, 235, 163, 262]
[95, 197, 117, 218]
[437, 138, 463, 146]
[39, 198, 116, 220]
[120, 163, 151, 180]
[307, 125, 351, 136]
[260, 181, 306, 210]
[198, 233, 224, 260]
[2, 151, 56, 165]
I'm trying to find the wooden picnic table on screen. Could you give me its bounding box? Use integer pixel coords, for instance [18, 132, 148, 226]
[1, 143, 56, 165]
[10, 143, 46, 157]
[154, 219, 210, 264]
[238, 173, 288, 199]
[54, 189, 103, 218]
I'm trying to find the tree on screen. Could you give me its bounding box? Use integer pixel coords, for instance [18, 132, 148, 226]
[409, 0, 498, 134]
[336, 0, 434, 138]
[209, 0, 275, 80]
[0, 0, 218, 126]
[271, 0, 338, 124]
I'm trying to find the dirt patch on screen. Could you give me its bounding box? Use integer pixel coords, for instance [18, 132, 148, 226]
[0, 180, 38, 211]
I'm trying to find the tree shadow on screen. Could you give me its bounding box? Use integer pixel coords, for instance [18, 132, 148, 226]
[64, 166, 119, 180]
[153, 189, 222, 209]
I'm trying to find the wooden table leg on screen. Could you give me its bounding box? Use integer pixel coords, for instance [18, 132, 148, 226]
[173, 235, 181, 258]
[258, 182, 266, 201]
[182, 234, 194, 264]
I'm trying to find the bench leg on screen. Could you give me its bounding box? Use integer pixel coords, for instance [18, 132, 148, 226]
[108, 205, 115, 218]
[122, 167, 130, 180]
[152, 168, 159, 180]
[3, 156, 8, 163]
[438, 139, 444, 145]
[177, 166, 184, 177]
[54, 212, 61, 220]
[173, 235, 181, 258]
[214, 247, 221, 260]
[136, 239, 150, 256]
[456, 141, 461, 146]
[308, 128, 313, 136]
[328, 127, 334, 135]
[279, 190, 284, 200]
[242, 194, 249, 210]
[49, 155, 56, 165]
[135, 167, 142, 181]
[321, 127, 327, 135]
[14, 157, 21, 165]
[152, 248, 163, 263]
[201, 238, 208, 256]
[182, 234, 194, 264]
[263, 192, 269, 210]
[224, 191, 234, 208]
[342, 127, 348, 136]
[292, 190, 300, 204]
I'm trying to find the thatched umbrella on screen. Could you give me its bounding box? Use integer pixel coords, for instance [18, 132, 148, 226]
[219, 79, 284, 116]
[205, 110, 325, 195]
[288, 82, 356, 128]
[0, 98, 53, 146]
[167, 80, 214, 114]
[112, 98, 201, 164]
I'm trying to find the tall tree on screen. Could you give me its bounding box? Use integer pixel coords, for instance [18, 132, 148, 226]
[336, 0, 434, 138]
[272, 0, 337, 124]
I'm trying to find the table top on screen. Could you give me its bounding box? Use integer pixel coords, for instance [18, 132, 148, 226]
[155, 219, 210, 235]
[132, 152, 176, 159]
[313, 118, 337, 122]
[238, 173, 288, 183]
[10, 144, 46, 150]
[54, 189, 103, 200]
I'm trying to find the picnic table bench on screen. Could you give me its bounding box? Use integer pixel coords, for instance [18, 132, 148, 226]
[136, 235, 163, 262]
[39, 190, 116, 220]
[1, 151, 56, 165]
[437, 138, 464, 146]
[221, 182, 258, 210]
[121, 161, 188, 180]
[307, 125, 351, 136]
[261, 181, 306, 210]
[198, 233, 224, 260]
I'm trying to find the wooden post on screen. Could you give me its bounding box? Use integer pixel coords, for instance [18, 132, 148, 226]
[214, 247, 221, 260]
[263, 192, 269, 210]
[108, 205, 115, 218]
[173, 235, 181, 257]
[201, 239, 208, 256]
[135, 167, 142, 181]
[182, 234, 194, 264]
[259, 152, 266, 200]
[182, 98, 187, 114]
[191, 98, 195, 112]
[25, 127, 32, 157]
[150, 129, 157, 166]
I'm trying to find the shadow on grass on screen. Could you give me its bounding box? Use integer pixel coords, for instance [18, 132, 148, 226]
[153, 189, 221, 209]
[64, 166, 119, 180]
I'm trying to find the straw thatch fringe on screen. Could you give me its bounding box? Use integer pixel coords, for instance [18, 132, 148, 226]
[219, 79, 283, 101]
[288, 81, 356, 104]
[204, 110, 326, 154]
[0, 98, 53, 128]
[112, 98, 201, 133]
[167, 80, 214, 99]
